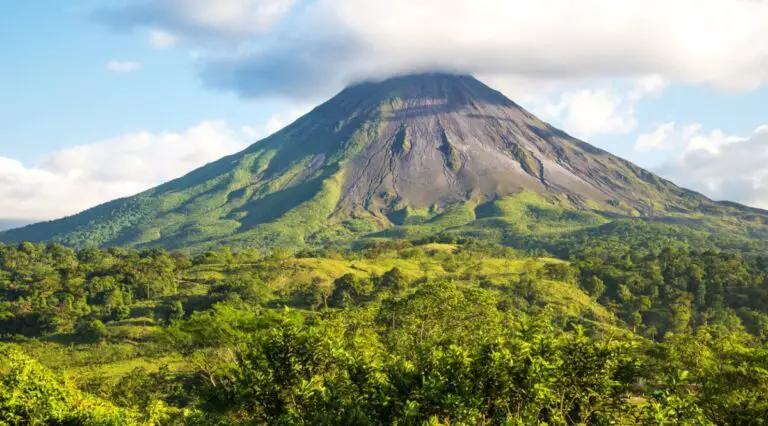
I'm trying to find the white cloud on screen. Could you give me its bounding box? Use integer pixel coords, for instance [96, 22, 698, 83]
[681, 123, 703, 142]
[531, 76, 665, 137]
[655, 125, 768, 208]
[98, 0, 300, 38]
[473, 74, 575, 105]
[93, 0, 768, 101]
[635, 121, 676, 151]
[0, 121, 251, 222]
[628, 74, 667, 99]
[95, 0, 768, 99]
[542, 88, 635, 136]
[107, 60, 143, 73]
[149, 30, 178, 48]
[685, 129, 746, 154]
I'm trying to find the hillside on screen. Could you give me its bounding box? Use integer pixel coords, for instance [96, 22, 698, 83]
[2, 240, 767, 424]
[3, 73, 767, 251]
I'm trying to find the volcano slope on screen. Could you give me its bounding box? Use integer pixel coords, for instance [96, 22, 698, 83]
[3, 73, 768, 251]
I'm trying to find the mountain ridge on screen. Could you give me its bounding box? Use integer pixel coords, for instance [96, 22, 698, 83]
[3, 73, 767, 251]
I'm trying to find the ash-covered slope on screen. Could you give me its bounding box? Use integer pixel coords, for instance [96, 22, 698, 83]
[333, 74, 706, 216]
[1, 74, 754, 250]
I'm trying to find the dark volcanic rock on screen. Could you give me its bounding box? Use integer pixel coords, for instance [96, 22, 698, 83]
[332, 73, 701, 216]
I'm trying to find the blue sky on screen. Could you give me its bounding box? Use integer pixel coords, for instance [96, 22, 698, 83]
[1, 1, 281, 164]
[2, 0, 768, 225]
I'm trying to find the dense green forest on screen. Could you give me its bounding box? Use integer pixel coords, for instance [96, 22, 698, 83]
[1, 239, 767, 425]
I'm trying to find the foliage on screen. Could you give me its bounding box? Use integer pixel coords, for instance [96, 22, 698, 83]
[0, 346, 138, 425]
[75, 318, 109, 343]
[0, 241, 767, 424]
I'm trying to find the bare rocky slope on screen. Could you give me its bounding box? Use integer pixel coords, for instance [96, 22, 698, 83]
[2, 73, 765, 250]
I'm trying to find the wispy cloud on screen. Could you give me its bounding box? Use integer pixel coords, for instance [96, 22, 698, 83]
[107, 60, 143, 73]
[653, 125, 768, 208]
[635, 122, 677, 152]
[149, 30, 178, 49]
[527, 76, 666, 138]
[0, 121, 248, 221]
[95, 0, 300, 39]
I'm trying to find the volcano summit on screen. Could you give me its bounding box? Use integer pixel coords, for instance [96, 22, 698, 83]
[3, 73, 765, 250]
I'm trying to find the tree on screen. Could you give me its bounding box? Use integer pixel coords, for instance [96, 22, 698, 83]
[110, 305, 131, 322]
[668, 294, 693, 336]
[543, 262, 577, 284]
[381, 267, 409, 294]
[162, 300, 185, 325]
[75, 318, 109, 343]
[378, 280, 501, 350]
[583, 275, 606, 300]
[302, 278, 330, 311]
[110, 366, 183, 413]
[329, 274, 371, 308]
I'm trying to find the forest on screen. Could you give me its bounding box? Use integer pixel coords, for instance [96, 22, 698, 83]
[1, 238, 767, 425]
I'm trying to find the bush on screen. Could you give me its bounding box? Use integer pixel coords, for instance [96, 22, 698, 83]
[0, 347, 137, 425]
[75, 318, 109, 343]
[329, 273, 372, 307]
[109, 305, 131, 322]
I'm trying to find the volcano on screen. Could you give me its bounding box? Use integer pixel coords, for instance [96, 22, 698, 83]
[2, 73, 764, 250]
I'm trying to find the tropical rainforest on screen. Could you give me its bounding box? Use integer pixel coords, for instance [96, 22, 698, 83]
[2, 233, 768, 425]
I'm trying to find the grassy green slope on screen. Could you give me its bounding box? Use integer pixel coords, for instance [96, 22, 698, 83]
[8, 244, 617, 390]
[0, 91, 389, 251]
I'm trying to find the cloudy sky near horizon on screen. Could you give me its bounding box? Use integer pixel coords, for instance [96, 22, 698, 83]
[2, 0, 768, 228]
